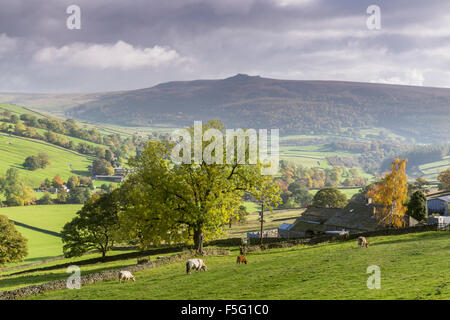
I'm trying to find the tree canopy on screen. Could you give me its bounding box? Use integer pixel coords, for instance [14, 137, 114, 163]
[312, 187, 347, 208]
[61, 190, 121, 258]
[406, 190, 427, 222]
[368, 158, 408, 228]
[0, 215, 28, 266]
[119, 121, 281, 252]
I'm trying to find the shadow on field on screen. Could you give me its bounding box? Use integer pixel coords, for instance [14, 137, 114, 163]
[71, 170, 89, 176]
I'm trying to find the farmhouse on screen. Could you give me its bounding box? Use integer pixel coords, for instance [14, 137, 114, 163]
[279, 207, 341, 238]
[279, 201, 419, 238]
[427, 195, 449, 216]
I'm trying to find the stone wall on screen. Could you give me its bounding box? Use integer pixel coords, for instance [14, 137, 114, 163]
[0, 248, 229, 300]
[244, 224, 441, 253]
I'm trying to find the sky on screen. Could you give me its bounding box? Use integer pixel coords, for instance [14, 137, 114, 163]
[1, 0, 450, 93]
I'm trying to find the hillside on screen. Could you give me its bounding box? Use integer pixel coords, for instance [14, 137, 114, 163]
[13, 231, 450, 300]
[2, 76, 450, 143]
[0, 132, 93, 188]
[15, 75, 445, 143]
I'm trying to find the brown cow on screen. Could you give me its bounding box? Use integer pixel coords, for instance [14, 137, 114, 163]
[236, 255, 248, 264]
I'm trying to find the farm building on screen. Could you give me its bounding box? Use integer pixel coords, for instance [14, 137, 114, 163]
[427, 195, 449, 216]
[281, 207, 341, 238]
[279, 201, 419, 238]
[278, 223, 295, 238]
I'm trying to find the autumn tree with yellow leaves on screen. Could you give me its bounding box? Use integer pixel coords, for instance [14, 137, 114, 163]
[367, 158, 408, 228]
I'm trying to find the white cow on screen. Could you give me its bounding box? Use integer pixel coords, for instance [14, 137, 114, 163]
[186, 258, 207, 275]
[119, 270, 135, 283]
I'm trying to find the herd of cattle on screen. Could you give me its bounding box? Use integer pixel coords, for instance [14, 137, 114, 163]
[118, 237, 371, 282]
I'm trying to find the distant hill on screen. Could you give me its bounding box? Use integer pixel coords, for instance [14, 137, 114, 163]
[3, 74, 450, 143]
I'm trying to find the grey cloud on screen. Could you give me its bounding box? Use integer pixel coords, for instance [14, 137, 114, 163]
[0, 0, 450, 92]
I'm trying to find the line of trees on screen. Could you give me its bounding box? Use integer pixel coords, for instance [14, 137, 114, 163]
[0, 112, 145, 163]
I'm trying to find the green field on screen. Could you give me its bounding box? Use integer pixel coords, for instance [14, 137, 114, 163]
[0, 103, 45, 119]
[0, 204, 80, 233]
[279, 144, 374, 183]
[0, 132, 93, 187]
[18, 231, 449, 300]
[0, 205, 81, 265]
[13, 226, 64, 263]
[419, 157, 450, 182]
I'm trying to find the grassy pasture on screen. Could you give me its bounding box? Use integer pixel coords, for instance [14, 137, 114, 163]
[22, 231, 450, 300]
[0, 204, 80, 233]
[0, 103, 45, 118]
[419, 157, 449, 182]
[0, 132, 93, 187]
[11, 226, 63, 264]
[0, 205, 81, 265]
[0, 249, 181, 292]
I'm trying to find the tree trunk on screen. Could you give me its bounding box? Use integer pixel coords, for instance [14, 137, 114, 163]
[193, 228, 204, 254]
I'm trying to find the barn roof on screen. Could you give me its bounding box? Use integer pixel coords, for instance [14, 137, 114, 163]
[278, 223, 294, 231]
[289, 202, 384, 233]
[290, 221, 326, 232]
[433, 195, 450, 202]
[324, 202, 383, 231]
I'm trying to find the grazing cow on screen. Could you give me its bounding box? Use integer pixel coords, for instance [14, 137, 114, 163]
[358, 236, 370, 248]
[186, 258, 207, 275]
[119, 270, 135, 283]
[236, 255, 247, 265]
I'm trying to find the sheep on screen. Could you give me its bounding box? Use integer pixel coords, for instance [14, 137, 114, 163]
[186, 258, 207, 275]
[119, 270, 135, 283]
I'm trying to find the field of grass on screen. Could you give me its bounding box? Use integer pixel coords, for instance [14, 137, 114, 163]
[0, 204, 81, 266]
[0, 248, 187, 292]
[0, 132, 94, 187]
[0, 204, 81, 233]
[20, 231, 449, 300]
[419, 156, 449, 182]
[12, 226, 63, 264]
[279, 144, 374, 183]
[0, 103, 45, 119]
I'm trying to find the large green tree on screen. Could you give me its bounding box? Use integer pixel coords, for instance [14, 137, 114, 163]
[119, 121, 281, 252]
[312, 187, 347, 208]
[61, 190, 121, 258]
[0, 215, 28, 266]
[282, 181, 313, 208]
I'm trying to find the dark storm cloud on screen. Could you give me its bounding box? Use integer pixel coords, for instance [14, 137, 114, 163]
[1, 0, 450, 92]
